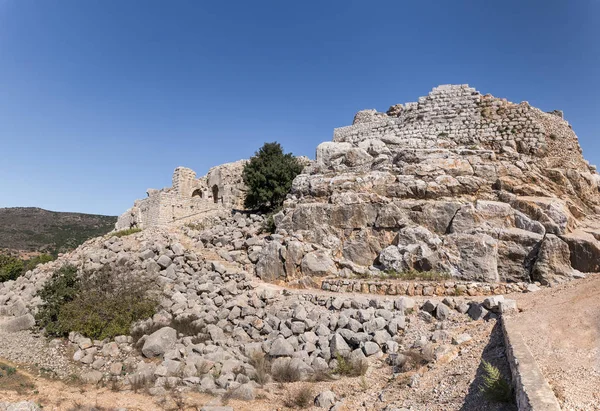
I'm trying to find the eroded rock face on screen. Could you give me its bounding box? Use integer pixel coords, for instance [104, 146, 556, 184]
[263, 84, 600, 284]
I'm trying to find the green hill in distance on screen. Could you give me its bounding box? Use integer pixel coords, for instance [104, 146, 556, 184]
[0, 207, 117, 256]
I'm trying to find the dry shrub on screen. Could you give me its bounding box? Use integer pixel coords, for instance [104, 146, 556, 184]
[283, 385, 314, 409]
[129, 374, 152, 393]
[309, 369, 334, 382]
[399, 349, 430, 372]
[334, 353, 368, 377]
[272, 358, 302, 383]
[249, 352, 271, 385]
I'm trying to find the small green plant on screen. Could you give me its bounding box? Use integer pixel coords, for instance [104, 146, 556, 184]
[283, 385, 314, 409]
[437, 132, 449, 138]
[261, 213, 277, 234]
[0, 363, 16, 377]
[111, 228, 141, 238]
[185, 222, 207, 231]
[355, 271, 371, 280]
[479, 360, 513, 403]
[334, 353, 368, 377]
[453, 287, 465, 296]
[549, 133, 558, 140]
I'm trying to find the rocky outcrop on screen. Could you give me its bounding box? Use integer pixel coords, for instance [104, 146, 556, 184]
[263, 85, 600, 285]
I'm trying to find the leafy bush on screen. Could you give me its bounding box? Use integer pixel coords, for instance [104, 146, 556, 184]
[0, 253, 54, 283]
[480, 360, 513, 403]
[36, 265, 158, 340]
[0, 255, 24, 282]
[111, 228, 141, 238]
[243, 142, 303, 212]
[23, 254, 54, 272]
[35, 265, 80, 336]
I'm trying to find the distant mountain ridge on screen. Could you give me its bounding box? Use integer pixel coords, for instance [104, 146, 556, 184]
[0, 207, 117, 255]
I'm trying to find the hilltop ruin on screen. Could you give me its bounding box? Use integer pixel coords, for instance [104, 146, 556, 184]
[116, 160, 248, 230]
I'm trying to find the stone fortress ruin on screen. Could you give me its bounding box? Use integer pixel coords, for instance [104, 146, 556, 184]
[116, 160, 248, 230]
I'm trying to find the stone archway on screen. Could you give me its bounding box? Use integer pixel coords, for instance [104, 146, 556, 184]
[212, 185, 219, 204]
[192, 189, 203, 198]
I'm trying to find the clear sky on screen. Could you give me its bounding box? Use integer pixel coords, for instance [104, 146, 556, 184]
[0, 0, 598, 216]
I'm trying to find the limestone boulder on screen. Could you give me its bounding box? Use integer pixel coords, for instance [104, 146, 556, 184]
[301, 251, 337, 277]
[255, 242, 286, 281]
[444, 233, 499, 282]
[142, 327, 177, 358]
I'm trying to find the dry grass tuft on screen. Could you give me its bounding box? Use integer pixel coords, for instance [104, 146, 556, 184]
[272, 359, 302, 383]
[283, 385, 314, 409]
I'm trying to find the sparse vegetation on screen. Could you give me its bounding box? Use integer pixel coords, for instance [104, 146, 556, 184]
[129, 374, 153, 393]
[36, 265, 158, 339]
[272, 358, 303, 383]
[284, 385, 314, 409]
[549, 133, 558, 140]
[0, 252, 54, 282]
[260, 213, 277, 234]
[382, 269, 450, 281]
[309, 369, 334, 382]
[0, 362, 35, 394]
[334, 353, 368, 377]
[399, 349, 430, 372]
[479, 360, 513, 403]
[249, 352, 271, 385]
[243, 142, 304, 212]
[0, 363, 16, 377]
[111, 227, 141, 238]
[0, 254, 24, 282]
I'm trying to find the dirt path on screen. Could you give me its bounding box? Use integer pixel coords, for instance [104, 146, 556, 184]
[510, 274, 600, 411]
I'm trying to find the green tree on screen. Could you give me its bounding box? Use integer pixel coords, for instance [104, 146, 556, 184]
[243, 142, 303, 212]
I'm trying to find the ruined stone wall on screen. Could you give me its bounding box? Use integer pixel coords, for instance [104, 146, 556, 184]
[332, 85, 587, 163]
[116, 160, 248, 230]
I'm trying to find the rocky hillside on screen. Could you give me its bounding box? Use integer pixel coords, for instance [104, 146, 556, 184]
[0, 207, 117, 255]
[0, 84, 597, 409]
[262, 85, 600, 286]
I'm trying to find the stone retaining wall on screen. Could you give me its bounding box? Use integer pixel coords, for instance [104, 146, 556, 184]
[321, 278, 530, 296]
[502, 317, 561, 411]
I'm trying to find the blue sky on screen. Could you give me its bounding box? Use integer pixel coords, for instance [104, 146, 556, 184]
[0, 0, 598, 216]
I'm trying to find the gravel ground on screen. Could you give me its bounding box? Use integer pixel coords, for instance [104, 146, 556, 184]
[511, 274, 600, 411]
[0, 326, 77, 378]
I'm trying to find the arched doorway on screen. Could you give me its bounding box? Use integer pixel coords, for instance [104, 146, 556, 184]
[192, 189, 203, 198]
[212, 185, 219, 204]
